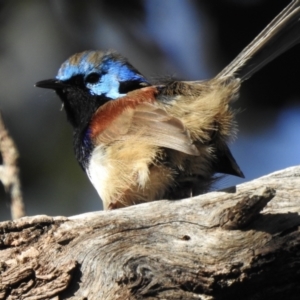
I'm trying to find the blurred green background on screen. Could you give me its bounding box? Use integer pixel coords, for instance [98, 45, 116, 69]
[0, 0, 299, 220]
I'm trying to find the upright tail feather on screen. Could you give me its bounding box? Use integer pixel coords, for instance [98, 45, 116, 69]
[217, 0, 300, 81]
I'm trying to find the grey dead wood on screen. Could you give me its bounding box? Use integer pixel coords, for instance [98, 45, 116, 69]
[0, 166, 300, 300]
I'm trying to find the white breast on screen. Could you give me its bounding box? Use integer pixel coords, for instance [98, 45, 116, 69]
[86, 145, 109, 204]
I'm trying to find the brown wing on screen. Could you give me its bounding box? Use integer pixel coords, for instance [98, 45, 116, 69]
[96, 102, 199, 156]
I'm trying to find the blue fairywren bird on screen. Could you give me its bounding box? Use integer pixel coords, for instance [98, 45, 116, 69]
[36, 1, 300, 209]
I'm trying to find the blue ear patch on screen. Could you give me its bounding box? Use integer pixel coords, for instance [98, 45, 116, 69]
[87, 60, 149, 98]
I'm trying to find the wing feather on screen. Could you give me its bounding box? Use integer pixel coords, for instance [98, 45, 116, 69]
[96, 102, 199, 156]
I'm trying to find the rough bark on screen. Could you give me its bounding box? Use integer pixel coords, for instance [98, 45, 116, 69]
[0, 166, 300, 300]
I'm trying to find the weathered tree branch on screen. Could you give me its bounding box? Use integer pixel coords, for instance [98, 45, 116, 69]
[0, 166, 300, 299]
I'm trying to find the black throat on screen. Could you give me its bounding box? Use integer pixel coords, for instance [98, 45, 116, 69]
[55, 81, 111, 169]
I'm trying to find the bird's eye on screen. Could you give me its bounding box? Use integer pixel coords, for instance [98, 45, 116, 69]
[85, 73, 101, 84]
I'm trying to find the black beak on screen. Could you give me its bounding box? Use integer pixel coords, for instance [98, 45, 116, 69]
[35, 79, 66, 90]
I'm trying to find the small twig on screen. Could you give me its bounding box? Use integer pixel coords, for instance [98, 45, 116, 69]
[0, 112, 25, 219]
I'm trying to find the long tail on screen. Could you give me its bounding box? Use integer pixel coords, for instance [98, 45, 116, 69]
[217, 0, 300, 81]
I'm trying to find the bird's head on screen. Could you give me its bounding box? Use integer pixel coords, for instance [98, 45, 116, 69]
[36, 50, 150, 129]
